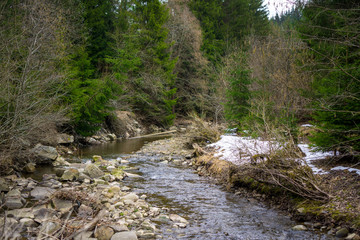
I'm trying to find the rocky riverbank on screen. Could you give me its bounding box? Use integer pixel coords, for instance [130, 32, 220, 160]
[0, 153, 189, 240]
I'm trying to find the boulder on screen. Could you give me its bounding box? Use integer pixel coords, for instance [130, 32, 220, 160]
[169, 214, 188, 224]
[5, 189, 24, 209]
[84, 164, 105, 179]
[19, 218, 37, 227]
[77, 204, 93, 218]
[40, 221, 61, 235]
[74, 231, 94, 240]
[346, 233, 360, 240]
[61, 168, 80, 181]
[7, 208, 34, 219]
[53, 156, 70, 167]
[93, 155, 105, 162]
[24, 163, 36, 173]
[30, 187, 55, 200]
[111, 231, 138, 240]
[107, 134, 117, 141]
[0, 178, 10, 192]
[33, 207, 58, 222]
[5, 197, 23, 209]
[94, 226, 115, 240]
[56, 133, 74, 144]
[52, 198, 73, 214]
[121, 193, 139, 202]
[336, 228, 349, 238]
[109, 224, 128, 232]
[31, 144, 58, 163]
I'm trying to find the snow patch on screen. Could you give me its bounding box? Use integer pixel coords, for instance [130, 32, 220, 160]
[331, 166, 360, 175]
[208, 135, 360, 176]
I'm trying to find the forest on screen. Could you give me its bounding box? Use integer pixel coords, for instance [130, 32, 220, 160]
[0, 0, 359, 167]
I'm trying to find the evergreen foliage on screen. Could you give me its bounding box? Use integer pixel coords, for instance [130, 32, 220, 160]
[298, 0, 360, 154]
[224, 51, 251, 125]
[108, 0, 177, 127]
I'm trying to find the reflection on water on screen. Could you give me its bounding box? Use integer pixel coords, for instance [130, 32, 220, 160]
[78, 135, 172, 158]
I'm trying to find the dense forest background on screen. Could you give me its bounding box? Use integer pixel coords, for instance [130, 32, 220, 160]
[0, 0, 359, 164]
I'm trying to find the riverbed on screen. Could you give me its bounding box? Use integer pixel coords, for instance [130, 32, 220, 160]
[79, 136, 332, 240]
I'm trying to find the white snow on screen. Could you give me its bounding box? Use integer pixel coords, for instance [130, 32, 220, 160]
[331, 166, 360, 175]
[208, 135, 279, 165]
[209, 135, 360, 176]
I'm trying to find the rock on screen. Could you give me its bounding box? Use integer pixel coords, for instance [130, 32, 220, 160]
[24, 163, 36, 173]
[78, 173, 91, 182]
[40, 221, 61, 235]
[56, 133, 74, 144]
[55, 168, 66, 177]
[111, 168, 125, 180]
[5, 189, 23, 209]
[33, 207, 58, 222]
[0, 178, 10, 192]
[74, 231, 94, 240]
[30, 187, 56, 200]
[84, 164, 105, 178]
[86, 137, 101, 145]
[169, 214, 188, 224]
[111, 231, 138, 240]
[5, 197, 23, 210]
[94, 226, 115, 240]
[78, 204, 93, 218]
[297, 207, 306, 214]
[336, 228, 349, 238]
[52, 198, 73, 214]
[107, 166, 116, 172]
[53, 156, 71, 167]
[6, 189, 21, 198]
[31, 143, 58, 163]
[122, 193, 139, 202]
[109, 224, 129, 232]
[141, 220, 156, 231]
[93, 155, 105, 162]
[61, 168, 80, 181]
[19, 218, 37, 227]
[7, 208, 34, 219]
[124, 172, 142, 178]
[153, 215, 170, 224]
[94, 179, 107, 185]
[292, 225, 307, 231]
[107, 134, 117, 141]
[346, 233, 360, 240]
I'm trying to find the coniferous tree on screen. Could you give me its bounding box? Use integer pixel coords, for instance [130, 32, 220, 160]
[298, 0, 360, 155]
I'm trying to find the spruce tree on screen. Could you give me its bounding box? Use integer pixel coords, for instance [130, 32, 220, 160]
[298, 0, 360, 155]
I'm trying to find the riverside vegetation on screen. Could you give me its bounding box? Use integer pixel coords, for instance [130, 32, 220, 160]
[0, 0, 360, 239]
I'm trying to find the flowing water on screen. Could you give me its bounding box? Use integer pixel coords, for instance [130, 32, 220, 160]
[80, 137, 332, 240]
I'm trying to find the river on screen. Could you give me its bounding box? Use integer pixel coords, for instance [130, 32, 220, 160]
[78, 136, 332, 240]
